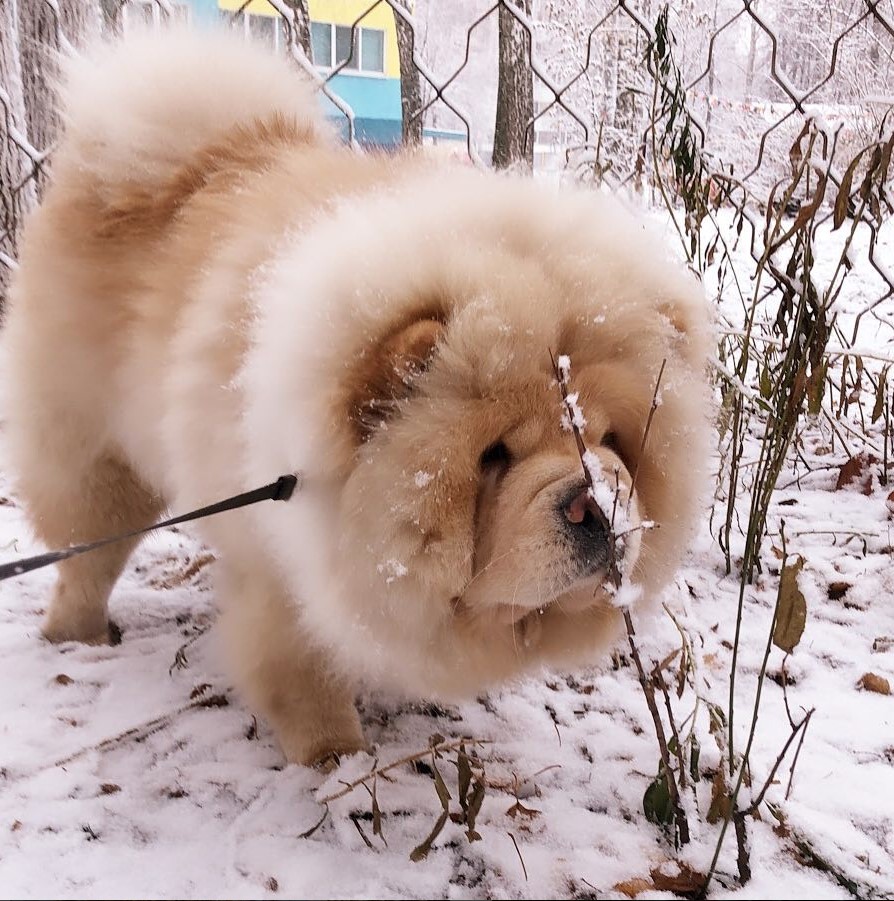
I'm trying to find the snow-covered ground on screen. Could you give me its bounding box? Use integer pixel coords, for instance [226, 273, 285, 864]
[0, 437, 891, 899]
[1, 217, 893, 899]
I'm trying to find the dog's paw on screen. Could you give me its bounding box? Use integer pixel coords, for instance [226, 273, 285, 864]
[283, 733, 368, 770]
[312, 751, 344, 774]
[42, 614, 120, 646]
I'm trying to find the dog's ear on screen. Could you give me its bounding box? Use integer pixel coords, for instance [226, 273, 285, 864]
[350, 317, 445, 443]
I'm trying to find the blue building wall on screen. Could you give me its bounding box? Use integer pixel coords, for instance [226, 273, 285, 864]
[322, 74, 402, 146]
[187, 0, 220, 25]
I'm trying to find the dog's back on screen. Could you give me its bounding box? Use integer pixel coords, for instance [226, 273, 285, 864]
[57, 29, 326, 221]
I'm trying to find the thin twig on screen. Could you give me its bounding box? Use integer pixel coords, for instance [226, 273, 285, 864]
[624, 610, 690, 846]
[319, 738, 488, 804]
[47, 688, 233, 773]
[507, 832, 528, 881]
[742, 708, 815, 816]
[549, 349, 621, 587]
[652, 662, 687, 791]
[785, 713, 813, 801]
[627, 358, 667, 512]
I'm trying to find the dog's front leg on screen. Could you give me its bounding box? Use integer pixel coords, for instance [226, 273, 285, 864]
[217, 561, 365, 768]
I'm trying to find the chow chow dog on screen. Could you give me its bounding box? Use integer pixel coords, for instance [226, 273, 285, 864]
[4, 31, 710, 766]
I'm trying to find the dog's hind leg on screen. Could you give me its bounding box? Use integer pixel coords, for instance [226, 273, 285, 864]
[21, 450, 163, 645]
[217, 559, 365, 767]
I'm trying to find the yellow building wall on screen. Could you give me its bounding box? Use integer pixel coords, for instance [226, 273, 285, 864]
[217, 0, 401, 78]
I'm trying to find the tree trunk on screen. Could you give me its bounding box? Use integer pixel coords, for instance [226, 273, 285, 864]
[745, 4, 758, 100]
[0, 0, 35, 301]
[17, 0, 101, 196]
[492, 0, 534, 171]
[283, 0, 312, 60]
[99, 0, 123, 36]
[393, 0, 423, 147]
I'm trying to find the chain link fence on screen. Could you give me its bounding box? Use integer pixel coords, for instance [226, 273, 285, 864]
[2, 2, 894, 295]
[3, 4, 894, 887]
[3, 0, 894, 499]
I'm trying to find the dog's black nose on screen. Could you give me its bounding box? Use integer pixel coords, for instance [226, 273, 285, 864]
[560, 486, 612, 571]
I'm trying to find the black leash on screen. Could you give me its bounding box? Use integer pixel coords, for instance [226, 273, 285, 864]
[0, 473, 300, 584]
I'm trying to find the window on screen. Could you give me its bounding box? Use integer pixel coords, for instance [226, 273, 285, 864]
[310, 22, 385, 75]
[334, 25, 359, 70]
[222, 12, 283, 52]
[361, 29, 384, 74]
[311, 21, 332, 67]
[248, 13, 278, 50]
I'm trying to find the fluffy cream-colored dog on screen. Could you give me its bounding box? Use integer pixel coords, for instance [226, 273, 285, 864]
[5, 31, 710, 766]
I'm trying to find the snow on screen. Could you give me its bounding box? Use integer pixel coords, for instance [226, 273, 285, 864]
[414, 470, 434, 489]
[1, 201, 893, 897]
[377, 558, 409, 584]
[1, 366, 892, 898]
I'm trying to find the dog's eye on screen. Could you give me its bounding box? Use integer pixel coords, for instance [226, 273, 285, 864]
[601, 431, 620, 452]
[480, 441, 512, 472]
[601, 431, 626, 465]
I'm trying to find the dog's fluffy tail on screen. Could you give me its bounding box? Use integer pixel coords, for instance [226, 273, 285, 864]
[59, 29, 327, 194]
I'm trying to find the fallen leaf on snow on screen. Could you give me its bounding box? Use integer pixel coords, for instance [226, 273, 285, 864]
[614, 877, 653, 898]
[857, 672, 891, 695]
[827, 581, 851, 600]
[773, 556, 807, 654]
[835, 452, 878, 495]
[650, 860, 706, 894]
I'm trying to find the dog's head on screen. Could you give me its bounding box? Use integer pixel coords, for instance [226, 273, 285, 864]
[245, 171, 710, 694]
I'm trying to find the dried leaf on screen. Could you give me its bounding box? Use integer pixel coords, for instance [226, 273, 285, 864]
[506, 801, 541, 819]
[432, 759, 451, 811]
[707, 702, 726, 736]
[833, 153, 862, 230]
[806, 361, 826, 416]
[788, 121, 810, 173]
[676, 644, 688, 699]
[99, 783, 121, 795]
[465, 779, 485, 842]
[791, 174, 827, 232]
[371, 778, 385, 844]
[706, 769, 731, 824]
[409, 810, 449, 862]
[835, 452, 879, 494]
[859, 145, 883, 201]
[827, 581, 851, 601]
[759, 361, 772, 399]
[457, 744, 472, 812]
[650, 861, 706, 894]
[773, 555, 807, 654]
[614, 878, 653, 898]
[689, 736, 701, 783]
[872, 367, 889, 423]
[857, 672, 891, 695]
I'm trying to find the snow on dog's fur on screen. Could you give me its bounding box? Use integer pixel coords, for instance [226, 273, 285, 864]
[4, 30, 711, 766]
